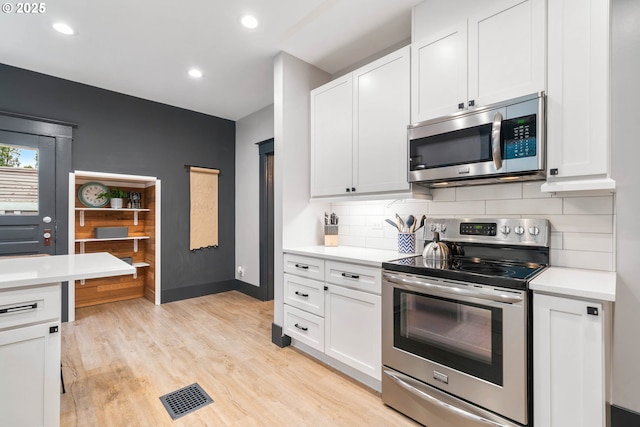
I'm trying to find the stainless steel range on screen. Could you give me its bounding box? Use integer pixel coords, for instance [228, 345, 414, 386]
[381, 218, 549, 427]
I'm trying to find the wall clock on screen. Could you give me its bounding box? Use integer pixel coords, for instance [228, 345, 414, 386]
[78, 181, 110, 208]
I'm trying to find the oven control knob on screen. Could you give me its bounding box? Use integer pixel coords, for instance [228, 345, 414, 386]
[500, 225, 511, 235]
[514, 225, 525, 235]
[529, 226, 540, 236]
[440, 224, 447, 232]
[430, 224, 437, 232]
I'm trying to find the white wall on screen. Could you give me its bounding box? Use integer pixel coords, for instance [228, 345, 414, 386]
[273, 52, 331, 326]
[611, 0, 640, 414]
[333, 182, 615, 272]
[235, 105, 274, 287]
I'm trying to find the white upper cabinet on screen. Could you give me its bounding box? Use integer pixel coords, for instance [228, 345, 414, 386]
[311, 46, 411, 198]
[310, 75, 353, 197]
[412, 22, 468, 122]
[542, 0, 615, 192]
[412, 0, 545, 123]
[353, 46, 411, 194]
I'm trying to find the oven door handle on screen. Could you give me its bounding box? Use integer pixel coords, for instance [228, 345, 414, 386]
[383, 369, 515, 427]
[383, 273, 522, 304]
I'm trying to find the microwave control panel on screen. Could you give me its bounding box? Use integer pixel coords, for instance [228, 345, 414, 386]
[504, 114, 536, 159]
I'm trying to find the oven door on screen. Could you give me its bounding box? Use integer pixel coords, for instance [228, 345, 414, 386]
[382, 271, 529, 425]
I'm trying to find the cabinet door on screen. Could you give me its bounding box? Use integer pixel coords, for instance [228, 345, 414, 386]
[310, 75, 354, 197]
[353, 46, 411, 194]
[546, 0, 609, 179]
[412, 23, 468, 122]
[0, 321, 61, 427]
[324, 285, 381, 380]
[468, 0, 545, 106]
[533, 294, 604, 427]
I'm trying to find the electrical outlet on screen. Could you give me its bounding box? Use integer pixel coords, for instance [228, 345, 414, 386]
[237, 266, 245, 277]
[372, 220, 383, 230]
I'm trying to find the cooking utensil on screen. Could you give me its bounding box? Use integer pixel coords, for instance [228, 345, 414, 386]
[385, 219, 399, 230]
[406, 215, 415, 232]
[396, 213, 407, 233]
[414, 215, 427, 233]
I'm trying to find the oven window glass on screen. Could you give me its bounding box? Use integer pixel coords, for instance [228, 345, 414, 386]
[394, 289, 503, 386]
[409, 123, 493, 171]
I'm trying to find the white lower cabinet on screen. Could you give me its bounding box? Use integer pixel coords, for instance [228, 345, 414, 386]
[324, 284, 381, 381]
[283, 253, 382, 389]
[283, 304, 325, 352]
[533, 293, 606, 427]
[0, 282, 61, 427]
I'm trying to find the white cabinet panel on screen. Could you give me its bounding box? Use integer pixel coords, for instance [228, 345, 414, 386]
[412, 23, 467, 123]
[0, 321, 60, 427]
[469, 0, 545, 107]
[283, 273, 324, 317]
[325, 285, 381, 381]
[310, 75, 353, 197]
[325, 261, 381, 294]
[353, 46, 411, 194]
[545, 0, 610, 185]
[284, 304, 324, 352]
[534, 293, 605, 427]
[283, 253, 325, 281]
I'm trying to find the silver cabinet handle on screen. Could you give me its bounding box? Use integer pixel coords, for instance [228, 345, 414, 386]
[383, 273, 522, 304]
[491, 111, 503, 170]
[383, 369, 510, 427]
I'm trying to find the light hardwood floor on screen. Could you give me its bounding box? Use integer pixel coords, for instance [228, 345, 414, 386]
[61, 290, 420, 426]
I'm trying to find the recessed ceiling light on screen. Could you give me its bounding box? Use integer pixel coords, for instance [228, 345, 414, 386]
[240, 15, 259, 29]
[52, 22, 75, 35]
[188, 69, 203, 78]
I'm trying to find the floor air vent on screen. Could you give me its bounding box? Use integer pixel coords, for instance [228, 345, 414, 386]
[159, 383, 213, 420]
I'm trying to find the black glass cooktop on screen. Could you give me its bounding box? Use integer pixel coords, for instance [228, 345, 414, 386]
[382, 255, 547, 290]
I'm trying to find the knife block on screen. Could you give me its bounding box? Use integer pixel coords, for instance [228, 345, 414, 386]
[324, 225, 338, 247]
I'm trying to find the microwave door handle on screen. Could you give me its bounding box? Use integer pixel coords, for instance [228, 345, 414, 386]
[491, 112, 503, 170]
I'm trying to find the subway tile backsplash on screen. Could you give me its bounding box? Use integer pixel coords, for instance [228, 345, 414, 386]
[331, 183, 615, 271]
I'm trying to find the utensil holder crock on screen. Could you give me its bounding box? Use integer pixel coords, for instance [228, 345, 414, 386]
[398, 233, 416, 254]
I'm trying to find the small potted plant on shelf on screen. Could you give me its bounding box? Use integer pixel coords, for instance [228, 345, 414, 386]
[97, 187, 128, 209]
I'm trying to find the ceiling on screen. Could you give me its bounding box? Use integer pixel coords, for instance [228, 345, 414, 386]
[0, 0, 423, 121]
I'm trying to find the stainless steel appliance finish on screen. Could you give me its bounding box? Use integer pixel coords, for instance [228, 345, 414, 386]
[408, 92, 545, 187]
[382, 218, 550, 427]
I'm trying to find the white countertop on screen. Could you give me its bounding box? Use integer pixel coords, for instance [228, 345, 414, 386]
[530, 267, 616, 302]
[0, 253, 136, 290]
[283, 245, 414, 267]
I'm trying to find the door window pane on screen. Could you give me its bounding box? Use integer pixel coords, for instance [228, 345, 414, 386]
[0, 144, 39, 215]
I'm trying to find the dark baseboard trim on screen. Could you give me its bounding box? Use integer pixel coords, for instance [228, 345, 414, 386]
[235, 280, 265, 301]
[161, 279, 237, 303]
[611, 404, 640, 427]
[271, 323, 291, 348]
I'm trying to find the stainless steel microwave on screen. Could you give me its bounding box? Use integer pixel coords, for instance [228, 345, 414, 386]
[408, 92, 545, 187]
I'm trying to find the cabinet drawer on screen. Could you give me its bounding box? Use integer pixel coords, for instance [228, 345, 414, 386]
[284, 273, 325, 317]
[283, 305, 324, 352]
[0, 283, 61, 331]
[325, 261, 381, 294]
[283, 254, 325, 281]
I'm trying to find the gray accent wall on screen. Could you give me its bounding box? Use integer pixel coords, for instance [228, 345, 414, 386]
[0, 63, 236, 302]
[611, 0, 640, 419]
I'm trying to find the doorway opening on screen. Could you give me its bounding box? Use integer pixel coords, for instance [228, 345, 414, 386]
[259, 138, 274, 301]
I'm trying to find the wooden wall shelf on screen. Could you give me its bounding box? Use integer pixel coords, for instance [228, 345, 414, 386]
[68, 171, 161, 321]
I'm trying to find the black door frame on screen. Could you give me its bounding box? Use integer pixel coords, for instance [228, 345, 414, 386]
[0, 111, 74, 319]
[258, 138, 274, 301]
